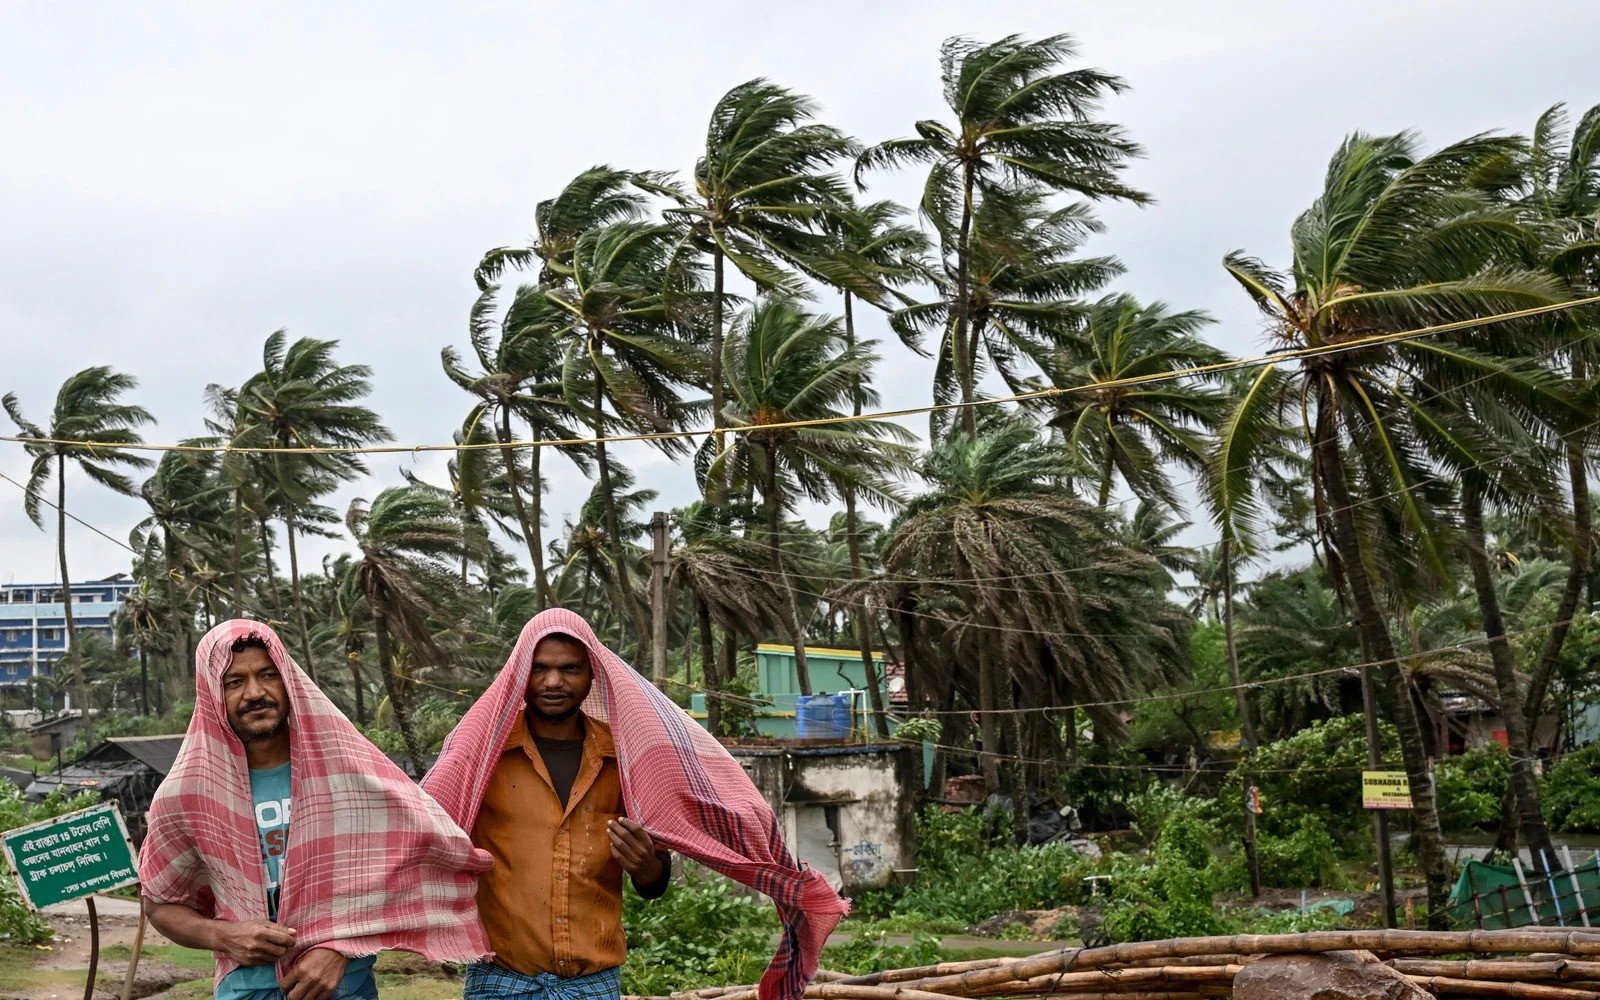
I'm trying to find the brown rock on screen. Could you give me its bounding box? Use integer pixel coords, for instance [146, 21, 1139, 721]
[1233, 950, 1431, 1000]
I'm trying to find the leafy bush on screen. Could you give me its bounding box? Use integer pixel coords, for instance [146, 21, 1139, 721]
[1435, 744, 1510, 832]
[1233, 906, 1349, 934]
[1, 781, 100, 944]
[823, 931, 942, 975]
[620, 863, 777, 995]
[1543, 744, 1600, 833]
[889, 809, 1095, 925]
[1249, 814, 1347, 889]
[1060, 744, 1156, 830]
[1127, 783, 1205, 848]
[364, 697, 465, 754]
[1218, 715, 1398, 843]
[1101, 815, 1226, 942]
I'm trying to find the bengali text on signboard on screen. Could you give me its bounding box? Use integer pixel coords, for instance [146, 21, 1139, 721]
[1, 803, 139, 910]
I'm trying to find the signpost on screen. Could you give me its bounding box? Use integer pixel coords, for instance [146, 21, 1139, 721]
[3, 802, 140, 1000]
[1363, 770, 1415, 810]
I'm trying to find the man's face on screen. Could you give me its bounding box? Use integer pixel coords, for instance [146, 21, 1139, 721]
[222, 645, 290, 743]
[526, 635, 592, 722]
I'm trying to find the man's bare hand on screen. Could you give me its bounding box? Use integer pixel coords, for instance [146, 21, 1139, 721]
[213, 919, 296, 967]
[281, 947, 350, 1000]
[608, 816, 664, 884]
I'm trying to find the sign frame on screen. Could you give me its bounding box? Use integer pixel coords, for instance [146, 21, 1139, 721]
[1, 802, 140, 911]
[1362, 770, 1414, 810]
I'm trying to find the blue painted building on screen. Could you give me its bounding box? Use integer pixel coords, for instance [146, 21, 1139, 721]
[0, 576, 134, 688]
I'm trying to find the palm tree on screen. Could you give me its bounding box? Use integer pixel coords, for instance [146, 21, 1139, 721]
[655, 80, 857, 461]
[475, 166, 656, 289]
[1214, 131, 1571, 924]
[882, 421, 1179, 794]
[5, 367, 153, 737]
[832, 199, 931, 734]
[402, 413, 528, 586]
[539, 221, 704, 658]
[1046, 294, 1226, 509]
[318, 553, 372, 725]
[114, 575, 168, 716]
[711, 299, 914, 694]
[238, 331, 390, 684]
[550, 464, 658, 646]
[857, 33, 1149, 433]
[343, 487, 467, 776]
[1510, 103, 1600, 733]
[894, 189, 1124, 426]
[443, 286, 592, 605]
[667, 502, 789, 732]
[136, 447, 231, 684]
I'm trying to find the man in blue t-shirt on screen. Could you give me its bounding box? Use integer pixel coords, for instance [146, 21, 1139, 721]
[145, 635, 377, 1000]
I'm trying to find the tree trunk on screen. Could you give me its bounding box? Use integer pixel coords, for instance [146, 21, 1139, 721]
[1314, 380, 1449, 928]
[371, 602, 422, 777]
[497, 403, 549, 607]
[763, 440, 811, 695]
[346, 639, 367, 726]
[954, 163, 977, 437]
[592, 356, 651, 664]
[138, 648, 148, 717]
[844, 291, 889, 737]
[1526, 359, 1592, 724]
[698, 598, 719, 735]
[1097, 425, 1117, 509]
[711, 245, 728, 472]
[284, 514, 318, 683]
[160, 527, 189, 716]
[257, 518, 277, 612]
[528, 425, 549, 603]
[231, 488, 246, 617]
[1222, 537, 1262, 898]
[1461, 479, 1559, 876]
[57, 459, 88, 740]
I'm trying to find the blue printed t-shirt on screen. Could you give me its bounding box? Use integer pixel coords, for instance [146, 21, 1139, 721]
[216, 763, 377, 1000]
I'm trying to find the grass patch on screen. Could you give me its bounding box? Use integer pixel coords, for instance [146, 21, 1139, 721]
[0, 944, 99, 994]
[101, 942, 216, 972]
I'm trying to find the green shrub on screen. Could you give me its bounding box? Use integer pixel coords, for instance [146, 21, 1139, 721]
[1435, 744, 1510, 832]
[889, 809, 1095, 925]
[1101, 816, 1226, 942]
[1, 781, 100, 944]
[1127, 783, 1204, 848]
[1543, 744, 1600, 833]
[1250, 814, 1347, 889]
[823, 931, 942, 975]
[620, 863, 777, 995]
[1218, 715, 1398, 844]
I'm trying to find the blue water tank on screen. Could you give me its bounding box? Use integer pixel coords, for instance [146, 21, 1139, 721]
[796, 693, 852, 740]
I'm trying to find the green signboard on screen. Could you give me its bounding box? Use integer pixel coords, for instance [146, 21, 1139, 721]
[2, 803, 139, 910]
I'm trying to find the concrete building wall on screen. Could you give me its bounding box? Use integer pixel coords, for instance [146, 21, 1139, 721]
[728, 744, 916, 894]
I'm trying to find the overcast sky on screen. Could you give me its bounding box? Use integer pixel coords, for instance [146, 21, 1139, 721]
[3, 0, 1597, 587]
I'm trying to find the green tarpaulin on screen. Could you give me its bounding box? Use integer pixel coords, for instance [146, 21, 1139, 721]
[1449, 856, 1600, 928]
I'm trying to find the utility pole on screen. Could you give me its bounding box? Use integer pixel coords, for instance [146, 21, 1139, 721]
[1221, 537, 1263, 898]
[650, 512, 669, 685]
[1360, 656, 1398, 928]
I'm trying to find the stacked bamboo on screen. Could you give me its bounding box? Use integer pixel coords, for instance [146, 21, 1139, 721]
[634, 929, 1600, 1000]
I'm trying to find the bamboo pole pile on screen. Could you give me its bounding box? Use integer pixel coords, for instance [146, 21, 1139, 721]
[630, 929, 1600, 1000]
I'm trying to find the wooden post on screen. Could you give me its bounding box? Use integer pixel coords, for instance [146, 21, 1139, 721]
[84, 896, 100, 1000]
[120, 910, 147, 1000]
[1468, 865, 1485, 930]
[649, 512, 669, 686]
[1359, 661, 1397, 928]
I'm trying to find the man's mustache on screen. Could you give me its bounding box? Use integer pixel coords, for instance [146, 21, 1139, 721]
[238, 698, 279, 716]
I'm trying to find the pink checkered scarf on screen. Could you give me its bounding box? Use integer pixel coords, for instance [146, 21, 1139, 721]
[424, 609, 849, 1000]
[138, 619, 492, 984]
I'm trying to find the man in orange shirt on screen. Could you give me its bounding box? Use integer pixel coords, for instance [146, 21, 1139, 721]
[462, 629, 671, 1000]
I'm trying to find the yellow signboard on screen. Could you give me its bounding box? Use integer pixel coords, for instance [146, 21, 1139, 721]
[1362, 770, 1413, 809]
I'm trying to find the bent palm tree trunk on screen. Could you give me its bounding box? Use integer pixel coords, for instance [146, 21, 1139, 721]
[1314, 383, 1450, 927]
[1461, 479, 1559, 876]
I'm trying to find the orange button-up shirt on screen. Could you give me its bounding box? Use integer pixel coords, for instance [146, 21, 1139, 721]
[471, 712, 631, 978]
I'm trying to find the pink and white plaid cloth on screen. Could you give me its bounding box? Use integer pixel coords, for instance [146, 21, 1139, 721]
[424, 609, 849, 1000]
[138, 619, 493, 984]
